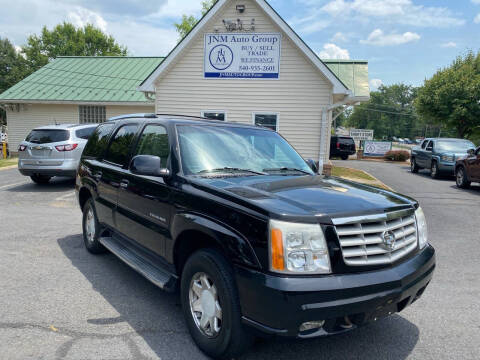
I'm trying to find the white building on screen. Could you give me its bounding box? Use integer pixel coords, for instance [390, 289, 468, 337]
[139, 0, 370, 166]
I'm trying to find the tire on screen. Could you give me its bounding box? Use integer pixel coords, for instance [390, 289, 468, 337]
[30, 174, 51, 184]
[341, 154, 349, 160]
[456, 166, 471, 189]
[82, 198, 107, 254]
[410, 158, 419, 173]
[181, 249, 253, 359]
[430, 161, 440, 179]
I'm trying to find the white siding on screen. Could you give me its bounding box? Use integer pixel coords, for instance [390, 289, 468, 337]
[106, 105, 154, 119]
[6, 104, 78, 151]
[154, 0, 332, 160]
[7, 103, 155, 151]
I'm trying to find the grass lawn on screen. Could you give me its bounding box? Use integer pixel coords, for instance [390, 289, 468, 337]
[0, 157, 18, 168]
[331, 166, 376, 181]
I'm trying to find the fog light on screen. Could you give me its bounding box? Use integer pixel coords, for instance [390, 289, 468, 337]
[299, 320, 325, 332]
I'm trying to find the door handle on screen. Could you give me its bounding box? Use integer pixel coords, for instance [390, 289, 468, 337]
[93, 172, 102, 181]
[120, 180, 129, 189]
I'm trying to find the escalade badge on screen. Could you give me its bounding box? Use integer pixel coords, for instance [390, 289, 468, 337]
[382, 230, 396, 250]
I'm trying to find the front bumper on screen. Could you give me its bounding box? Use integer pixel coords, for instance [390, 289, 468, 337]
[236, 245, 435, 338]
[437, 161, 455, 173]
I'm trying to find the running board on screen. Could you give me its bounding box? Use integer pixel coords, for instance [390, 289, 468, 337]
[99, 236, 177, 292]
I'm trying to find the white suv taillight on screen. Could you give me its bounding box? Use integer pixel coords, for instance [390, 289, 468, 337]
[55, 143, 78, 152]
[18, 145, 27, 151]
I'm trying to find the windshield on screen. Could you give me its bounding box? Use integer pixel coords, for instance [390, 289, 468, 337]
[436, 140, 475, 152]
[177, 125, 313, 176]
[25, 129, 69, 144]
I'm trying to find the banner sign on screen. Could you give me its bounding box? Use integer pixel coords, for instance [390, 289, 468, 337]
[204, 33, 281, 79]
[349, 129, 374, 141]
[364, 141, 392, 157]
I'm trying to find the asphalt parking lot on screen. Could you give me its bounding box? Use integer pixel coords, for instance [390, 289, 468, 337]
[0, 162, 479, 359]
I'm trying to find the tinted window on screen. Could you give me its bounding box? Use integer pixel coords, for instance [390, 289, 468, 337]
[83, 123, 115, 158]
[104, 125, 139, 166]
[339, 137, 354, 144]
[134, 125, 169, 168]
[25, 130, 69, 144]
[75, 126, 97, 140]
[421, 140, 428, 149]
[426, 141, 433, 150]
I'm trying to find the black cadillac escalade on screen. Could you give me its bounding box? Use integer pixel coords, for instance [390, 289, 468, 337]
[76, 114, 435, 359]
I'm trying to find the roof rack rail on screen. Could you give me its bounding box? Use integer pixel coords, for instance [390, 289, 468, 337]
[156, 114, 207, 120]
[108, 113, 157, 122]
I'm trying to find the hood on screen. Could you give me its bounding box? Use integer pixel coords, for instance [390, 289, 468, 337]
[191, 175, 416, 222]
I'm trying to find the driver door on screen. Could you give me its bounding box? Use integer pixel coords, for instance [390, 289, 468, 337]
[115, 124, 172, 257]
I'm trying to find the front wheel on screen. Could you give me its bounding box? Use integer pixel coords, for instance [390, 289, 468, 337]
[30, 174, 51, 184]
[341, 154, 349, 160]
[456, 167, 471, 189]
[430, 161, 440, 179]
[181, 249, 253, 359]
[410, 158, 419, 173]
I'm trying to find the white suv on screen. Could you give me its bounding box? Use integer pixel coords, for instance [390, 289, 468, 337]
[18, 124, 98, 184]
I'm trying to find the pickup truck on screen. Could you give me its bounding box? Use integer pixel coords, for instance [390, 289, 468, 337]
[76, 114, 435, 359]
[411, 138, 476, 178]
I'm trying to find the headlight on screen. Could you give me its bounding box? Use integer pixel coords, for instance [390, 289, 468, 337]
[440, 154, 454, 162]
[415, 207, 428, 249]
[269, 219, 331, 274]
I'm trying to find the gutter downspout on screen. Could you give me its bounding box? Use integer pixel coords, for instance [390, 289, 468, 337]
[319, 94, 356, 170]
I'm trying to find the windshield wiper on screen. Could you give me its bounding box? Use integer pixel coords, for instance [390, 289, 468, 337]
[263, 167, 311, 175]
[196, 167, 267, 176]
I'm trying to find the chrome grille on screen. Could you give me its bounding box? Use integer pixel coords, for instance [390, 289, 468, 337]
[333, 209, 418, 266]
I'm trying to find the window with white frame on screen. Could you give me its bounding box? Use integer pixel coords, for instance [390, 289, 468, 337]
[253, 113, 278, 131]
[79, 105, 106, 124]
[202, 111, 226, 121]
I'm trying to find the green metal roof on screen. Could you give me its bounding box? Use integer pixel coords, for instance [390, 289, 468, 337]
[322, 60, 370, 97]
[0, 56, 164, 103]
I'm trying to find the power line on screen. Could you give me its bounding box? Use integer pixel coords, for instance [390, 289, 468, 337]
[356, 107, 417, 117]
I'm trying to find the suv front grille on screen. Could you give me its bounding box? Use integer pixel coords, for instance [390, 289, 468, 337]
[332, 209, 418, 266]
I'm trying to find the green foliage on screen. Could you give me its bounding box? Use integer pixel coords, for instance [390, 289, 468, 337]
[346, 84, 422, 140]
[384, 150, 410, 162]
[22, 22, 127, 73]
[174, 0, 217, 41]
[415, 51, 480, 139]
[0, 38, 29, 124]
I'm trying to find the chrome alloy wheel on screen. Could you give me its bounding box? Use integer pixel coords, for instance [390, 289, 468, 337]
[456, 168, 464, 186]
[85, 208, 96, 243]
[189, 272, 222, 338]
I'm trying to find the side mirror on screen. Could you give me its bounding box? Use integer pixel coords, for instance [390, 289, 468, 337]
[130, 155, 170, 177]
[306, 159, 319, 174]
[467, 148, 475, 156]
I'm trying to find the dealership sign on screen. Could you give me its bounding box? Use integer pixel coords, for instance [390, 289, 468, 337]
[349, 129, 374, 141]
[204, 33, 281, 79]
[364, 141, 392, 157]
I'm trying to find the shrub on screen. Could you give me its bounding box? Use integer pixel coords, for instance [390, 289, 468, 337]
[384, 150, 410, 161]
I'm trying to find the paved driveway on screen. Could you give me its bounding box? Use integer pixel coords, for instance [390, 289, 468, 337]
[0, 164, 479, 359]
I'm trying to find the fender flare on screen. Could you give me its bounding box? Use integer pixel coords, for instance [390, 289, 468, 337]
[171, 212, 261, 269]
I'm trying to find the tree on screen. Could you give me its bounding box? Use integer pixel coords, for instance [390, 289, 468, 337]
[345, 84, 422, 140]
[0, 38, 28, 125]
[415, 51, 480, 139]
[22, 22, 127, 73]
[174, 1, 217, 40]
